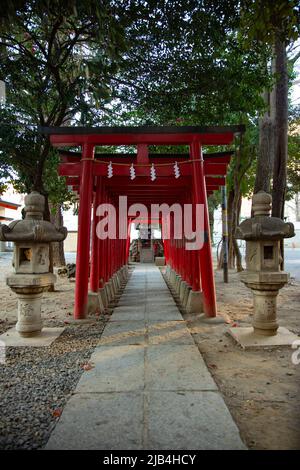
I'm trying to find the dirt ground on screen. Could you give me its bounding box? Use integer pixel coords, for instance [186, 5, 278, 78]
[0, 255, 300, 450]
[183, 269, 300, 450]
[0, 260, 76, 331]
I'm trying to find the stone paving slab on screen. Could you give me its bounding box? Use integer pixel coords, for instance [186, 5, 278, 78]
[112, 305, 144, 313]
[110, 309, 145, 321]
[146, 344, 218, 391]
[45, 264, 246, 450]
[100, 321, 146, 346]
[45, 392, 144, 450]
[76, 345, 145, 393]
[147, 300, 175, 306]
[147, 391, 247, 450]
[0, 327, 65, 347]
[118, 299, 146, 307]
[145, 308, 183, 321]
[148, 321, 195, 345]
[146, 294, 174, 300]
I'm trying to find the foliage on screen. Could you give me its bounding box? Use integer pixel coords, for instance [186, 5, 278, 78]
[108, 0, 270, 126]
[286, 104, 300, 199]
[0, 0, 129, 198]
[240, 0, 300, 45]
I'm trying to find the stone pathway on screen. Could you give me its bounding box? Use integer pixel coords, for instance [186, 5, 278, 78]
[46, 264, 246, 450]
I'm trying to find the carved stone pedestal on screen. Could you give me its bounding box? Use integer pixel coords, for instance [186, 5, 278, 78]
[7, 272, 56, 337]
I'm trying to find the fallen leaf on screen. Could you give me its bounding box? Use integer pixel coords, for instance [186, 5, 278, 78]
[82, 362, 94, 371]
[52, 408, 62, 418]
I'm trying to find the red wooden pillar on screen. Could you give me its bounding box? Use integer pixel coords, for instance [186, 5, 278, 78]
[126, 219, 131, 263]
[165, 216, 170, 265]
[90, 176, 102, 292]
[181, 193, 188, 283]
[74, 143, 94, 319]
[104, 188, 109, 283]
[191, 190, 201, 292]
[98, 182, 105, 289]
[190, 141, 217, 317]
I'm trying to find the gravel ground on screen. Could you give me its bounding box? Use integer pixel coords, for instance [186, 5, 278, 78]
[0, 252, 132, 450]
[0, 319, 110, 450]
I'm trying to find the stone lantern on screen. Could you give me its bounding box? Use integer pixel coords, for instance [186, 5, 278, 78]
[0, 192, 67, 337]
[229, 191, 297, 347]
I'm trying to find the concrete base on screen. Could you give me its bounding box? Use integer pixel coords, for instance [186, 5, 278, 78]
[174, 275, 182, 294]
[228, 326, 299, 349]
[165, 265, 171, 280]
[155, 257, 165, 266]
[118, 268, 126, 283]
[195, 313, 226, 324]
[114, 273, 121, 291]
[169, 269, 176, 286]
[88, 292, 104, 314]
[183, 285, 191, 308]
[186, 290, 203, 313]
[111, 276, 117, 295]
[105, 281, 114, 303]
[0, 327, 65, 347]
[179, 280, 187, 303]
[99, 287, 108, 309]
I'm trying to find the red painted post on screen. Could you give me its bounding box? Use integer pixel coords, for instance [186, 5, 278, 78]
[126, 219, 131, 263]
[181, 193, 188, 283]
[191, 190, 201, 292]
[74, 143, 94, 319]
[98, 182, 105, 289]
[90, 176, 102, 292]
[190, 141, 217, 317]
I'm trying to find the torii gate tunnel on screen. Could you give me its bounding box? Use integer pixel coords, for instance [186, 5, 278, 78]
[41, 125, 245, 319]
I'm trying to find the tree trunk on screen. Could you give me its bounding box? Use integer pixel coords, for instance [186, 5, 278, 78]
[208, 205, 214, 246]
[49, 203, 66, 267]
[233, 196, 243, 272]
[43, 194, 55, 291]
[254, 92, 275, 194]
[227, 189, 243, 270]
[227, 133, 249, 271]
[296, 193, 300, 222]
[227, 188, 236, 269]
[272, 35, 288, 220]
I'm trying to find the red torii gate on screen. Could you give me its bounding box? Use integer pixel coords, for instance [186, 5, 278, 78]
[40, 125, 244, 319]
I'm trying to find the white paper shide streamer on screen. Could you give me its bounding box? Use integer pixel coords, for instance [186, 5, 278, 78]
[130, 163, 136, 180]
[108, 161, 113, 178]
[174, 161, 180, 179]
[150, 163, 157, 181]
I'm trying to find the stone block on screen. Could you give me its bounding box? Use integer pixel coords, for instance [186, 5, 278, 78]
[0, 327, 65, 347]
[45, 392, 144, 450]
[228, 326, 300, 349]
[186, 290, 203, 313]
[147, 391, 246, 450]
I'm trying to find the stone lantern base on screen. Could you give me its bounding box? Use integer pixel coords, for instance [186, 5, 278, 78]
[0, 327, 65, 347]
[228, 326, 299, 350]
[6, 272, 56, 337]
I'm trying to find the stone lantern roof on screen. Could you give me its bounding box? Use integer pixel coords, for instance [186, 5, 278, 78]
[0, 192, 67, 243]
[235, 191, 295, 241]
